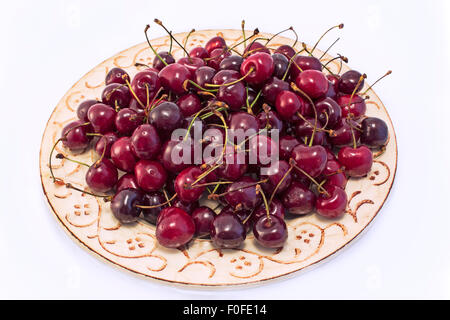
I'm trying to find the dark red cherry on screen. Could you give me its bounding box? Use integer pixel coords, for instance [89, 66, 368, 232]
[316, 185, 347, 219]
[101, 83, 131, 108]
[110, 137, 137, 172]
[95, 131, 118, 158]
[189, 46, 209, 59]
[217, 81, 246, 110]
[290, 55, 322, 80]
[224, 176, 262, 210]
[177, 56, 206, 77]
[276, 44, 295, 58]
[261, 160, 292, 194]
[208, 48, 231, 70]
[338, 146, 373, 177]
[153, 51, 175, 71]
[219, 55, 243, 71]
[76, 99, 98, 122]
[337, 95, 367, 119]
[85, 159, 118, 193]
[130, 69, 161, 105]
[158, 63, 191, 94]
[177, 93, 202, 117]
[244, 41, 270, 55]
[360, 117, 389, 148]
[194, 66, 216, 88]
[325, 80, 337, 100]
[61, 120, 91, 152]
[228, 111, 259, 134]
[205, 36, 227, 55]
[338, 70, 364, 94]
[116, 173, 140, 193]
[294, 116, 325, 145]
[156, 207, 195, 248]
[141, 192, 166, 224]
[148, 101, 183, 135]
[252, 198, 285, 223]
[275, 90, 301, 120]
[316, 97, 342, 129]
[329, 118, 361, 146]
[130, 124, 161, 160]
[174, 166, 206, 202]
[257, 109, 283, 132]
[87, 103, 116, 134]
[210, 212, 246, 248]
[135, 160, 167, 192]
[105, 67, 130, 85]
[291, 144, 327, 178]
[212, 69, 240, 85]
[271, 53, 289, 79]
[192, 206, 216, 237]
[246, 87, 263, 112]
[160, 139, 192, 173]
[262, 77, 289, 105]
[219, 205, 253, 233]
[281, 181, 316, 215]
[253, 215, 288, 248]
[249, 135, 279, 166]
[295, 69, 329, 99]
[240, 52, 274, 85]
[172, 198, 199, 215]
[110, 188, 143, 223]
[279, 135, 300, 160]
[321, 160, 347, 189]
[217, 145, 248, 181]
[115, 108, 141, 135]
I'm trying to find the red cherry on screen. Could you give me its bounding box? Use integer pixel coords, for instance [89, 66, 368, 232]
[240, 52, 274, 85]
[205, 36, 227, 55]
[208, 48, 231, 70]
[130, 69, 161, 105]
[281, 181, 316, 215]
[291, 144, 327, 178]
[338, 70, 365, 94]
[290, 55, 322, 80]
[95, 132, 118, 158]
[85, 159, 118, 193]
[275, 90, 301, 120]
[156, 207, 195, 248]
[174, 166, 206, 202]
[316, 185, 347, 219]
[135, 160, 167, 192]
[338, 146, 373, 177]
[191, 206, 216, 237]
[115, 108, 141, 135]
[275, 44, 296, 59]
[244, 41, 270, 56]
[130, 124, 161, 160]
[224, 176, 262, 210]
[177, 56, 205, 77]
[158, 63, 192, 94]
[210, 212, 246, 248]
[262, 77, 290, 105]
[253, 215, 288, 248]
[101, 83, 131, 108]
[105, 67, 130, 85]
[87, 103, 116, 134]
[110, 137, 138, 172]
[110, 188, 143, 223]
[321, 160, 347, 189]
[279, 135, 300, 160]
[61, 120, 92, 152]
[295, 69, 329, 99]
[177, 93, 202, 117]
[152, 51, 175, 71]
[337, 95, 367, 119]
[116, 173, 140, 193]
[189, 46, 209, 59]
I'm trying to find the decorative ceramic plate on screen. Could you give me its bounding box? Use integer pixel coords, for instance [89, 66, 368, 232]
[40, 29, 397, 286]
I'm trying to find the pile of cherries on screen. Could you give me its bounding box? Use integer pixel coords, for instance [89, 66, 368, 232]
[51, 20, 390, 250]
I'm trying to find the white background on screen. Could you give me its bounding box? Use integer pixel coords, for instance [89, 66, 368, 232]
[1, 0, 449, 299]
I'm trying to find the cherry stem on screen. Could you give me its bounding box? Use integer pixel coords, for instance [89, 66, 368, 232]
[268, 164, 294, 205]
[265, 26, 296, 47]
[226, 29, 259, 54]
[189, 180, 233, 189]
[311, 23, 344, 54]
[289, 159, 330, 197]
[205, 67, 254, 88]
[144, 24, 169, 68]
[183, 79, 218, 93]
[241, 20, 247, 48]
[290, 83, 318, 147]
[154, 19, 192, 61]
[319, 37, 340, 59]
[162, 188, 172, 206]
[65, 183, 112, 199]
[56, 153, 90, 167]
[256, 185, 271, 223]
[135, 62, 150, 68]
[183, 28, 196, 56]
[362, 70, 392, 95]
[136, 193, 177, 209]
[191, 164, 222, 186]
[323, 54, 348, 68]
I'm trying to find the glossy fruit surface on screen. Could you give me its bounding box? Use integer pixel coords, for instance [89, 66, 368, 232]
[210, 212, 246, 248]
[135, 160, 167, 192]
[253, 215, 288, 248]
[110, 188, 143, 223]
[360, 117, 388, 147]
[156, 207, 195, 248]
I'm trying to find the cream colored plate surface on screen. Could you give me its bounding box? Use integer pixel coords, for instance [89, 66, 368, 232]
[39, 29, 397, 286]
